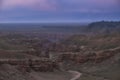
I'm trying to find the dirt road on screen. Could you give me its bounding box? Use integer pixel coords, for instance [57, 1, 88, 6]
[68, 70, 82, 80]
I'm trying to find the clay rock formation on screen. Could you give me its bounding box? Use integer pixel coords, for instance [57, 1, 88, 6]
[58, 53, 89, 63]
[0, 58, 60, 72]
[95, 47, 120, 63]
[57, 47, 120, 64]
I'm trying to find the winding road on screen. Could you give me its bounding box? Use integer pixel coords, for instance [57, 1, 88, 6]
[68, 70, 82, 80]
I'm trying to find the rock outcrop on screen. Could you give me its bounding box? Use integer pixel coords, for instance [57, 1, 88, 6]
[58, 47, 120, 64]
[0, 58, 59, 72]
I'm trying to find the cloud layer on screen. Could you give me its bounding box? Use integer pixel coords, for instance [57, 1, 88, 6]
[0, 0, 120, 22]
[1, 0, 57, 10]
[1, 0, 119, 12]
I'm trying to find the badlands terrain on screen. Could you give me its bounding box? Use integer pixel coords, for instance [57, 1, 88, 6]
[0, 21, 120, 80]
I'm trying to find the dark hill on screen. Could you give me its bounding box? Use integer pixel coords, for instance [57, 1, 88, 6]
[85, 21, 120, 34]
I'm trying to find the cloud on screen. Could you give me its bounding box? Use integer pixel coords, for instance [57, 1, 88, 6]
[0, 0, 119, 22]
[58, 0, 119, 13]
[66, 0, 118, 7]
[1, 0, 57, 10]
[0, 0, 119, 13]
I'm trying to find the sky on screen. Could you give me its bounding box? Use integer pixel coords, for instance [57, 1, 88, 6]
[0, 0, 120, 23]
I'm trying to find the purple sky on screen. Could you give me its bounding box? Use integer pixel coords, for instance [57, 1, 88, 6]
[0, 0, 120, 23]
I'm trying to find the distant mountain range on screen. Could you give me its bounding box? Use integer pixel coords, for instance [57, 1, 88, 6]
[0, 21, 120, 34]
